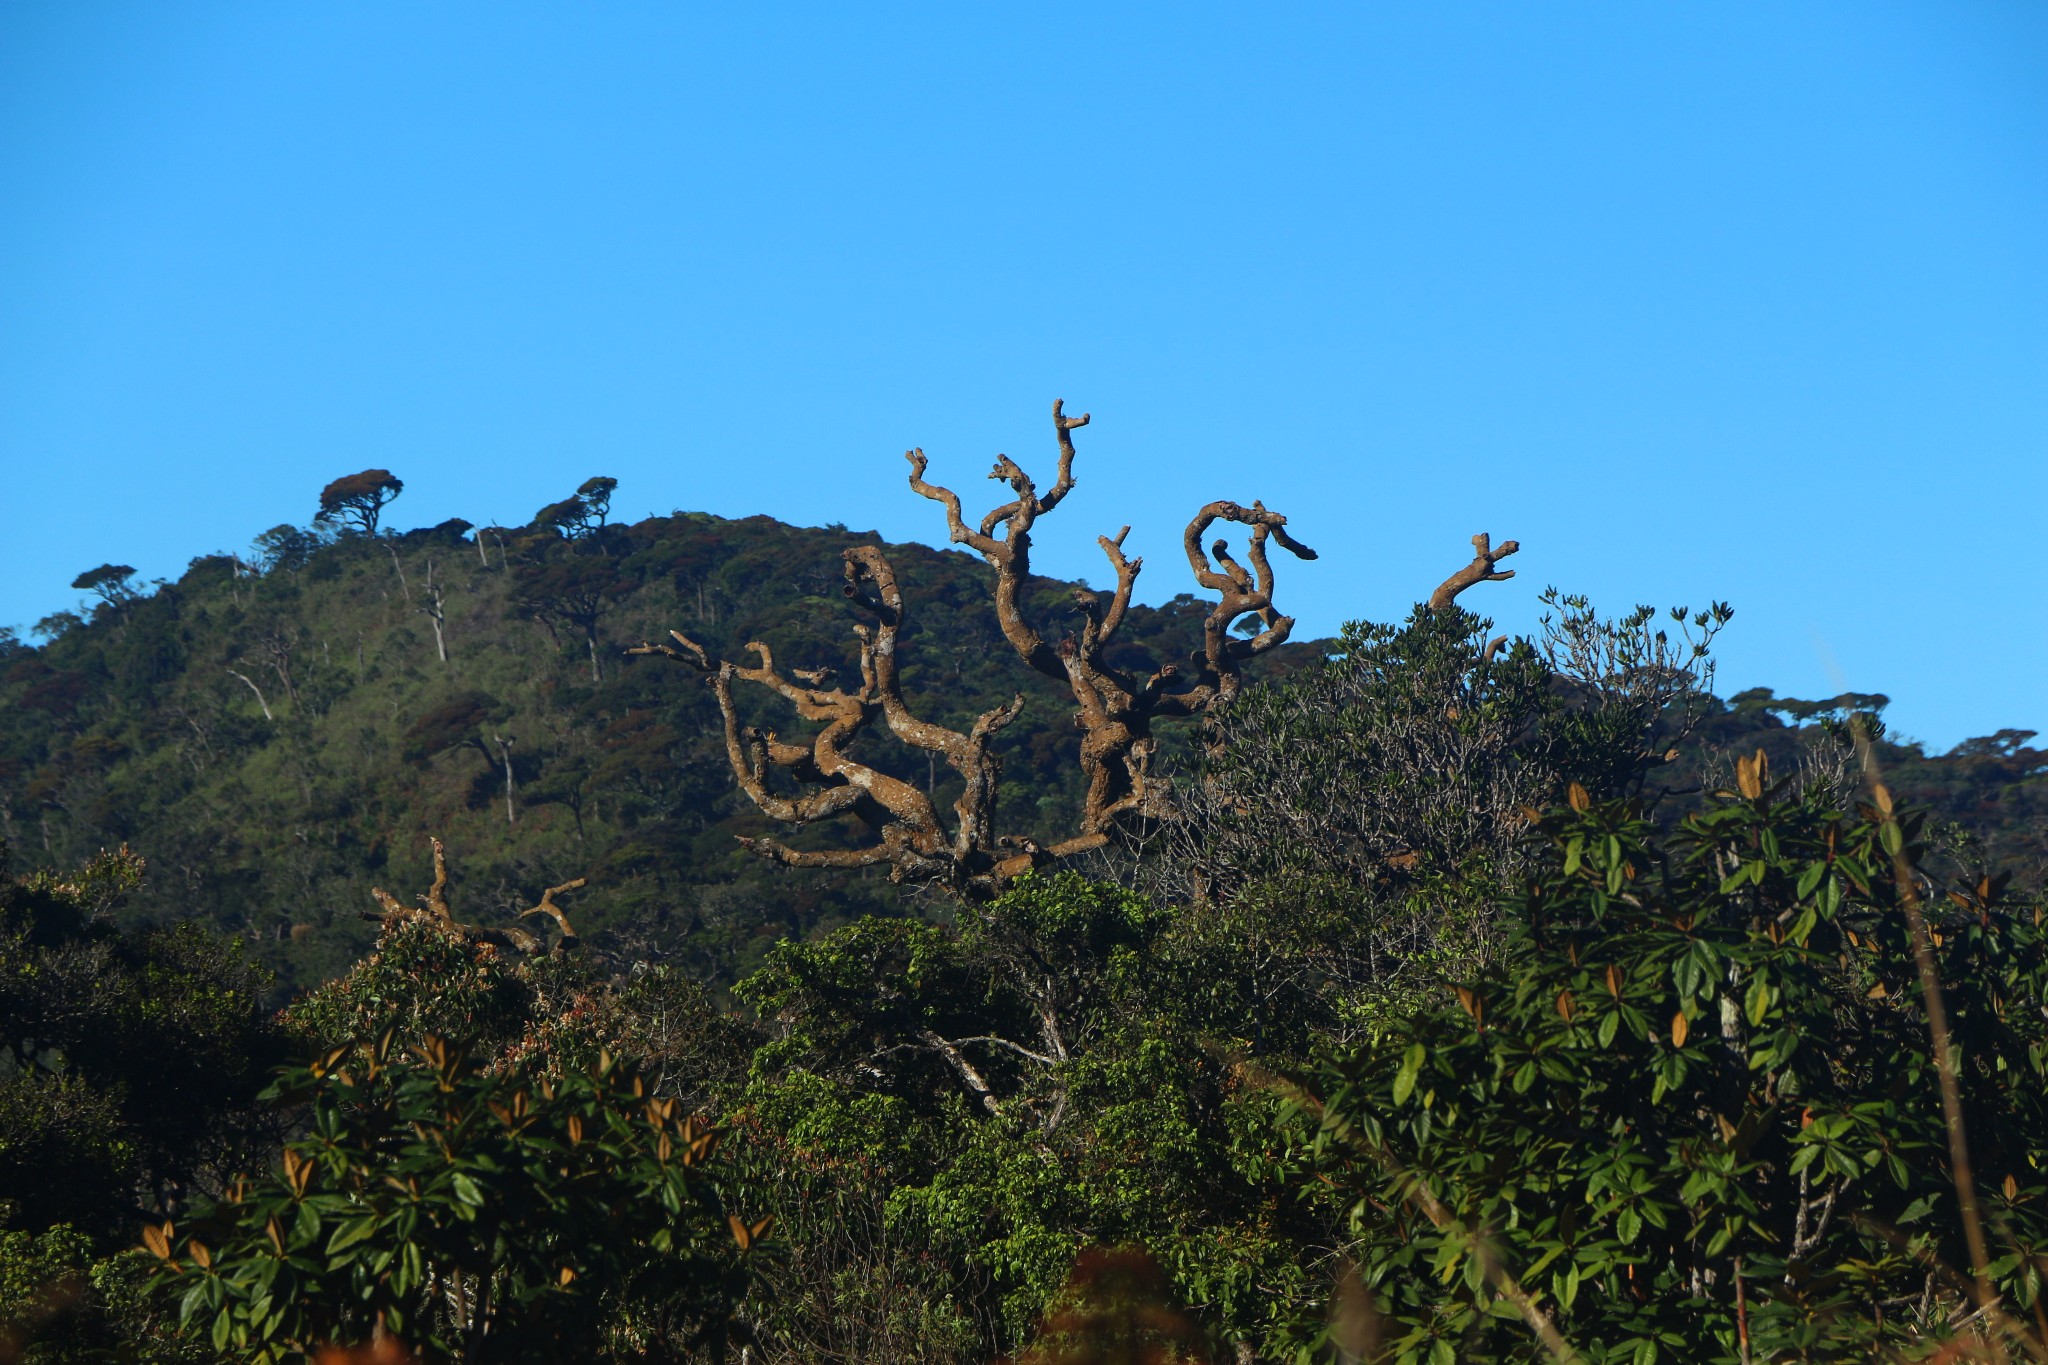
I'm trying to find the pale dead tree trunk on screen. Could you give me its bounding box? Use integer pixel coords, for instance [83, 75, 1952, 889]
[633, 399, 1320, 899]
[418, 558, 449, 663]
[490, 733, 516, 826]
[225, 669, 274, 721]
[917, 1029, 1003, 1117]
[262, 631, 299, 705]
[475, 531, 490, 567]
[383, 541, 411, 601]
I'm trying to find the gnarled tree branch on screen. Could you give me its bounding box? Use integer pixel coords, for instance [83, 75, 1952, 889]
[637, 399, 1328, 898]
[1430, 532, 1520, 610]
[361, 837, 582, 955]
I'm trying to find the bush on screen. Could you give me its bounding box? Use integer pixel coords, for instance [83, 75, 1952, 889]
[146, 1037, 757, 1363]
[1286, 761, 2048, 1363]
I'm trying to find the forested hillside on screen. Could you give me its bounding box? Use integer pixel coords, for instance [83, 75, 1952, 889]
[5, 478, 2041, 999]
[0, 480, 1330, 993]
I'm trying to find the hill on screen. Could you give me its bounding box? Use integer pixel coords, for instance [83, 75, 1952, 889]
[3, 497, 2042, 998]
[0, 501, 1324, 993]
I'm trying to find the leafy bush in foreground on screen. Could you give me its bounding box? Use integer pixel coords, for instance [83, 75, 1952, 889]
[1290, 761, 2048, 1363]
[147, 1037, 756, 1364]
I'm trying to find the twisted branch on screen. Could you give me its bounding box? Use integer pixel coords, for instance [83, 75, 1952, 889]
[362, 838, 581, 955]
[638, 399, 1323, 897]
[1430, 532, 1520, 610]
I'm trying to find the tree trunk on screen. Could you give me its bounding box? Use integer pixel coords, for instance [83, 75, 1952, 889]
[384, 541, 411, 600]
[493, 734, 517, 826]
[918, 1030, 1002, 1117]
[226, 669, 274, 721]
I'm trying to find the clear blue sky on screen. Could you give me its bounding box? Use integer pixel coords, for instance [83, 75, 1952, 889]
[3, 4, 2042, 749]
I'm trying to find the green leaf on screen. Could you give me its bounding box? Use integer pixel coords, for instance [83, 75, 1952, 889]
[450, 1171, 486, 1207]
[1897, 1196, 1936, 1225]
[1745, 976, 1771, 1027]
[328, 1217, 379, 1254]
[1393, 1044, 1425, 1106]
[212, 1307, 233, 1352]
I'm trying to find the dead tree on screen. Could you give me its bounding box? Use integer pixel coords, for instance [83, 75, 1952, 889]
[360, 836, 583, 955]
[637, 395, 1521, 901]
[418, 558, 449, 663]
[634, 400, 1329, 898]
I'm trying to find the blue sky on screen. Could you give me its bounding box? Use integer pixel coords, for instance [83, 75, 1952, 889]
[3, 4, 2042, 749]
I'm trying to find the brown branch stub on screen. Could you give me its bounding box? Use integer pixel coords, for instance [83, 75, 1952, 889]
[423, 836, 454, 924]
[1429, 532, 1521, 611]
[625, 630, 712, 671]
[520, 878, 586, 952]
[361, 838, 581, 955]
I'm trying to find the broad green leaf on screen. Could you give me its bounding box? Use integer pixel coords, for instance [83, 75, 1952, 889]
[1745, 976, 1771, 1027]
[328, 1217, 378, 1254]
[1393, 1044, 1425, 1106]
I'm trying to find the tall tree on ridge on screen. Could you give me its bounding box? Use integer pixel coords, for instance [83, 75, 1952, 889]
[315, 468, 404, 536]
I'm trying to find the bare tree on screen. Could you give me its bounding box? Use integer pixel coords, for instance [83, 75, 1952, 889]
[418, 558, 449, 663]
[490, 731, 517, 827]
[360, 836, 582, 955]
[635, 400, 1319, 898]
[224, 669, 274, 721]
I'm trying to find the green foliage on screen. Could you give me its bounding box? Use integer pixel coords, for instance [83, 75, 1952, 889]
[5, 476, 2046, 1364]
[148, 1038, 752, 1363]
[282, 913, 757, 1105]
[315, 471, 404, 536]
[1168, 599, 1700, 1056]
[0, 505, 1296, 993]
[0, 844, 282, 1242]
[1009, 1245, 1213, 1365]
[1288, 775, 2048, 1363]
[728, 875, 1331, 1357]
[0, 1224, 196, 1365]
[531, 477, 618, 539]
[70, 564, 139, 606]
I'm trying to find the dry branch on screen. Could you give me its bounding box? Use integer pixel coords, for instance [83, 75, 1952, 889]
[361, 837, 582, 955]
[1430, 532, 1520, 610]
[638, 402, 1528, 899]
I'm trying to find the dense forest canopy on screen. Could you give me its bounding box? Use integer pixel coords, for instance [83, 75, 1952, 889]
[3, 414, 2047, 1364]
